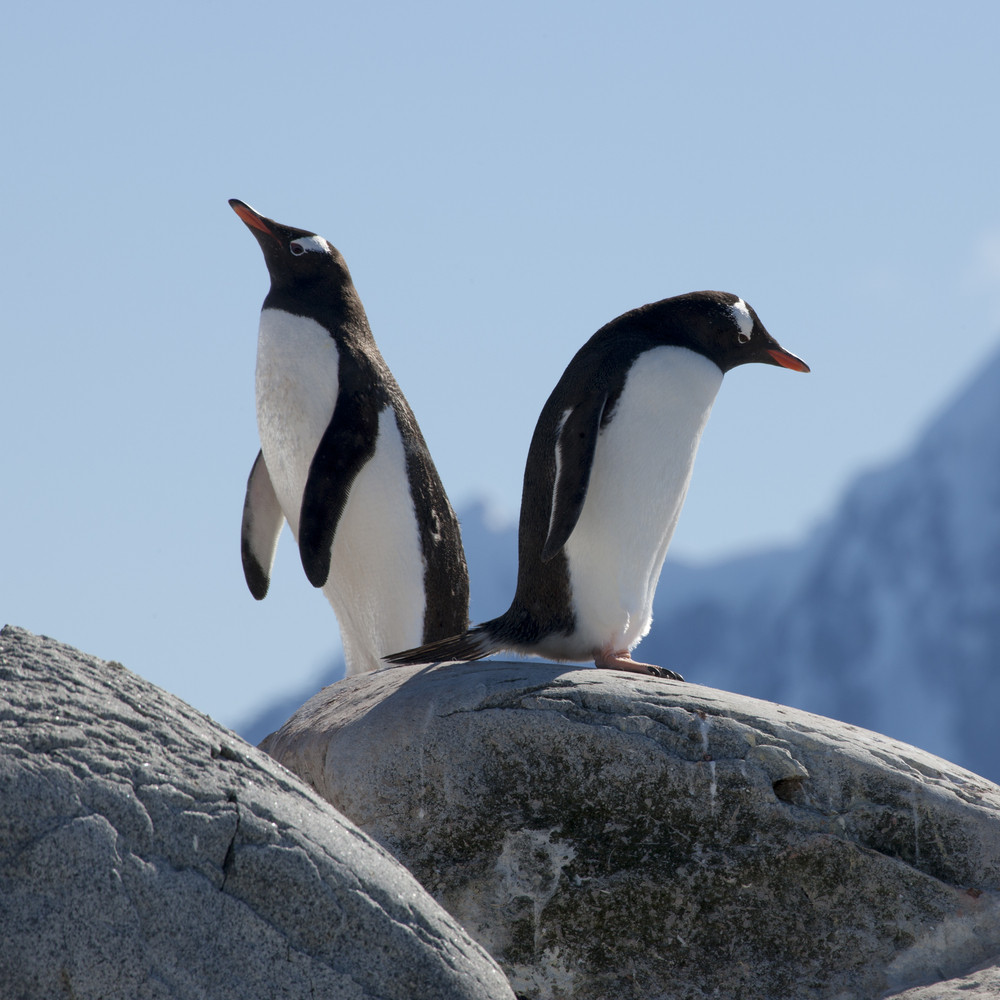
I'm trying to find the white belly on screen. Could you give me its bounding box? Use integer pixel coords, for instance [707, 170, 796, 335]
[321, 406, 426, 673]
[255, 308, 426, 674]
[255, 309, 338, 536]
[563, 346, 723, 656]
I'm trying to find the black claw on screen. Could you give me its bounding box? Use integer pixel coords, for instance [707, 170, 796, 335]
[649, 666, 685, 682]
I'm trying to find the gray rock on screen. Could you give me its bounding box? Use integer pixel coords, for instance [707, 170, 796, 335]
[261, 661, 1000, 1000]
[888, 957, 1000, 999]
[0, 626, 515, 1000]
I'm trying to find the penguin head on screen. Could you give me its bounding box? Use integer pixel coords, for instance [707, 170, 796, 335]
[663, 291, 809, 375]
[229, 199, 352, 295]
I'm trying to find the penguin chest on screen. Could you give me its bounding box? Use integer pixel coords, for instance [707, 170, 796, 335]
[255, 309, 339, 535]
[254, 308, 426, 670]
[563, 346, 723, 654]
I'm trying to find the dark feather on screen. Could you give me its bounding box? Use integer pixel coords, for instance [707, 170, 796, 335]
[383, 626, 497, 666]
[540, 393, 607, 561]
[298, 359, 383, 588]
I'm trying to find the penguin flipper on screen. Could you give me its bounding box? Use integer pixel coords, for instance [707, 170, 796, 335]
[298, 389, 380, 588]
[540, 393, 607, 562]
[382, 626, 499, 666]
[241, 451, 284, 600]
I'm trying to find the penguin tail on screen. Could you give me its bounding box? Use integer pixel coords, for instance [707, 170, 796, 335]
[382, 625, 501, 667]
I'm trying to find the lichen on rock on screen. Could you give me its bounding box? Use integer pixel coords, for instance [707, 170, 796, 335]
[262, 660, 1000, 1000]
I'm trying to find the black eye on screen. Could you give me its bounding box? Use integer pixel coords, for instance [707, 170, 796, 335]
[289, 243, 305, 256]
[737, 332, 750, 345]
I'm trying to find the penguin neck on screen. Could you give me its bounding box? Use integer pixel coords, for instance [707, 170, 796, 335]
[263, 282, 374, 348]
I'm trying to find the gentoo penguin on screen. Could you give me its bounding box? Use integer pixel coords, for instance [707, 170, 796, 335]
[385, 290, 808, 677]
[230, 199, 469, 675]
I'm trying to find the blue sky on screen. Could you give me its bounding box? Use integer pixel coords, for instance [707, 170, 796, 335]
[3, 1, 999, 728]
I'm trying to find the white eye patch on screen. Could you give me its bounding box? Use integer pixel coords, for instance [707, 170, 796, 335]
[730, 298, 754, 343]
[289, 235, 332, 255]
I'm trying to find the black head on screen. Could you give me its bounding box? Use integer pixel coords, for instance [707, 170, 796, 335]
[635, 290, 809, 375]
[229, 199, 353, 296]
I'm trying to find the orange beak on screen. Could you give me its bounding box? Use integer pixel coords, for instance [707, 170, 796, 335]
[767, 347, 810, 373]
[229, 199, 273, 237]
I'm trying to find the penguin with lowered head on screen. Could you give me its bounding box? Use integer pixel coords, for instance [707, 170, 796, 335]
[385, 290, 807, 678]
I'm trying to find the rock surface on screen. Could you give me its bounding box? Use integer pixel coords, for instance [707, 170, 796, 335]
[262, 661, 1000, 1000]
[0, 626, 514, 1000]
[889, 959, 1000, 999]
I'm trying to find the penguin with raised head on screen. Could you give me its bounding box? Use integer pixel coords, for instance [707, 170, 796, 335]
[230, 199, 469, 675]
[385, 290, 808, 677]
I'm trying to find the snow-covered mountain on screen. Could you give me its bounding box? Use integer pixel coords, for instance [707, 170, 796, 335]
[239, 344, 1000, 783]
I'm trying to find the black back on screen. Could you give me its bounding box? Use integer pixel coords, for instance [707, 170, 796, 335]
[498, 290, 806, 642]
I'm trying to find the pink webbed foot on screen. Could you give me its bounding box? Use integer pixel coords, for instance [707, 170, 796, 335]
[594, 648, 684, 682]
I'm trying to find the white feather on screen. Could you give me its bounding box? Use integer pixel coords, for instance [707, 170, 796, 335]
[255, 308, 426, 674]
[731, 298, 754, 341]
[562, 346, 723, 657]
[256, 309, 339, 534]
[546, 407, 574, 547]
[290, 235, 332, 255]
[323, 406, 426, 674]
